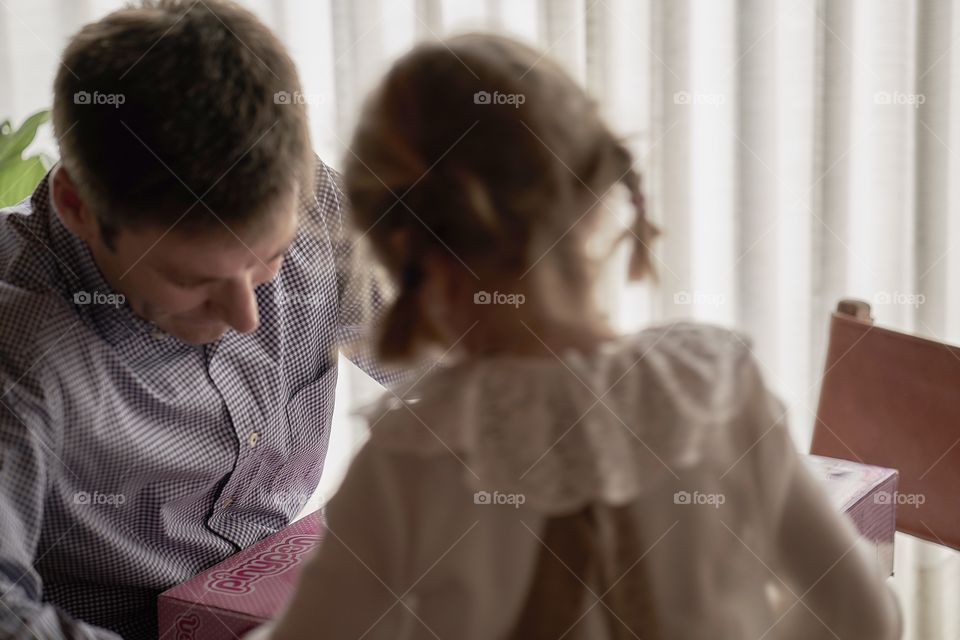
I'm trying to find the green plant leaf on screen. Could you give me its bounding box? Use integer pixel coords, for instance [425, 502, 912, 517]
[0, 110, 50, 167]
[0, 155, 47, 207]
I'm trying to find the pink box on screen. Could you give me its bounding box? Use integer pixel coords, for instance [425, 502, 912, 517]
[158, 511, 325, 639]
[805, 454, 899, 576]
[158, 457, 897, 639]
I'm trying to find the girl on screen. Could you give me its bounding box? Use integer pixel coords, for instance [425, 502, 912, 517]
[254, 33, 901, 639]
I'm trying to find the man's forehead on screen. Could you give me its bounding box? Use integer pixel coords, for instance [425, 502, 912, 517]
[131, 204, 300, 272]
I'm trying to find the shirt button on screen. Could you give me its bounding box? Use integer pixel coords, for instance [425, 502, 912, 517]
[247, 432, 261, 448]
[151, 328, 167, 340]
[221, 496, 235, 509]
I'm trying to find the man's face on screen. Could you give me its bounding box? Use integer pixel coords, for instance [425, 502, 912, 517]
[88, 191, 299, 345]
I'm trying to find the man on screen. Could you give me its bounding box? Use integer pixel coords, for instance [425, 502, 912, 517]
[0, 2, 398, 638]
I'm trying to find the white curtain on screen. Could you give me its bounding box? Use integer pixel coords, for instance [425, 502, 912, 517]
[2, 0, 958, 637]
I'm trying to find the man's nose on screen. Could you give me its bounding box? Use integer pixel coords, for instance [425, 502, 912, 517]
[217, 278, 260, 334]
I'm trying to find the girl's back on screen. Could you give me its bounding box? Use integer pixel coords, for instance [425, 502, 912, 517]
[257, 32, 900, 640]
[267, 323, 899, 639]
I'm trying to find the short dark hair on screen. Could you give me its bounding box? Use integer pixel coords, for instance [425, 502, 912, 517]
[52, 0, 313, 240]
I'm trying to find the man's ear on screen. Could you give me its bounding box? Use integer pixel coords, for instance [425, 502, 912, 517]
[51, 166, 97, 242]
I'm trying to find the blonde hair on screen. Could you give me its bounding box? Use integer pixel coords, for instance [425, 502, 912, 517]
[344, 33, 659, 363]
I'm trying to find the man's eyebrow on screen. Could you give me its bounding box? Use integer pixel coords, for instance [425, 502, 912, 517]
[163, 237, 297, 283]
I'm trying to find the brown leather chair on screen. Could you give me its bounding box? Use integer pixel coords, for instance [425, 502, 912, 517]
[810, 299, 960, 549]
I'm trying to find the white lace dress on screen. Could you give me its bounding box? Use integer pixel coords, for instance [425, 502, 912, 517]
[252, 322, 901, 640]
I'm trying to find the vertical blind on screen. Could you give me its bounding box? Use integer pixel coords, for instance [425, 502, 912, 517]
[2, 0, 959, 636]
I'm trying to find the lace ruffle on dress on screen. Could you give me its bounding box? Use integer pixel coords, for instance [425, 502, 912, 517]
[358, 322, 752, 514]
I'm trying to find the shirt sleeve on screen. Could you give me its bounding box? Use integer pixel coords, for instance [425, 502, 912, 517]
[305, 157, 411, 389]
[0, 397, 122, 640]
[737, 347, 902, 640]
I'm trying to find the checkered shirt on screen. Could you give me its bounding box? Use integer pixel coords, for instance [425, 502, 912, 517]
[0, 158, 400, 639]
